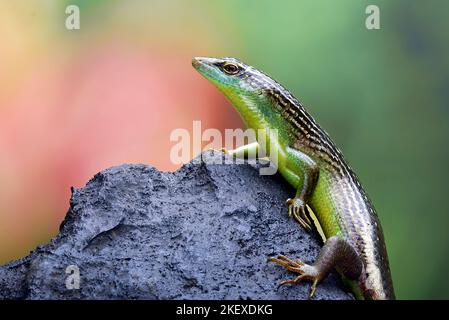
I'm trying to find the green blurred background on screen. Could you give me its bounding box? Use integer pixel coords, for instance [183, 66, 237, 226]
[1, 0, 448, 299]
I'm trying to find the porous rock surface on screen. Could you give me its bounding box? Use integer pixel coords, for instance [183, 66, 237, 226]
[0, 152, 351, 300]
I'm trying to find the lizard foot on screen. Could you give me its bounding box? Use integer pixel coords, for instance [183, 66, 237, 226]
[269, 255, 320, 299]
[286, 198, 312, 232]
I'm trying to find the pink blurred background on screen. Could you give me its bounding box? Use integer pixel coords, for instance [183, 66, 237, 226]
[0, 2, 242, 263]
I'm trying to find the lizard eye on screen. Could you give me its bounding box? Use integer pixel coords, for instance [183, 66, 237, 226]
[221, 62, 240, 75]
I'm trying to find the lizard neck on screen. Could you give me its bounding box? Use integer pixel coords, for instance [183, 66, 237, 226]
[224, 89, 292, 146]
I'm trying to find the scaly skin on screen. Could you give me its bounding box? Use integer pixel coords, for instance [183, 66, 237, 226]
[192, 57, 395, 300]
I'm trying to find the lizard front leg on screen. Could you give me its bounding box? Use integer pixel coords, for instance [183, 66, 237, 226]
[281, 147, 319, 232]
[215, 143, 317, 232]
[208, 142, 266, 160]
[223, 141, 260, 159]
[217, 141, 272, 162]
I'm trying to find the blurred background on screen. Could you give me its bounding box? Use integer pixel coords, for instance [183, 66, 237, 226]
[0, 0, 448, 299]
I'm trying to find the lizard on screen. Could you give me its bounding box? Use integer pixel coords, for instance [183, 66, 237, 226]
[192, 56, 395, 300]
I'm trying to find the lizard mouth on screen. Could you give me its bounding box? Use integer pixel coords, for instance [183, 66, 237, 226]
[192, 56, 211, 70]
[191, 57, 205, 69]
[192, 57, 221, 81]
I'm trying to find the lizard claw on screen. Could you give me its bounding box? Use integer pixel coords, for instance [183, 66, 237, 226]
[269, 255, 320, 299]
[286, 198, 312, 232]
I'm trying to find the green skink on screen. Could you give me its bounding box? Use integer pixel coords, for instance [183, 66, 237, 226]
[192, 57, 395, 300]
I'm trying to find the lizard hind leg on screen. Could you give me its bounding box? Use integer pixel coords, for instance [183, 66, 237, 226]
[269, 236, 363, 299]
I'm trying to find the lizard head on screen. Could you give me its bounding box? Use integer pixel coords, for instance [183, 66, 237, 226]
[192, 57, 256, 98]
[192, 56, 296, 132]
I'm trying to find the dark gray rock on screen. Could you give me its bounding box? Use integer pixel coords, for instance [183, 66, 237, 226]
[0, 151, 352, 300]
